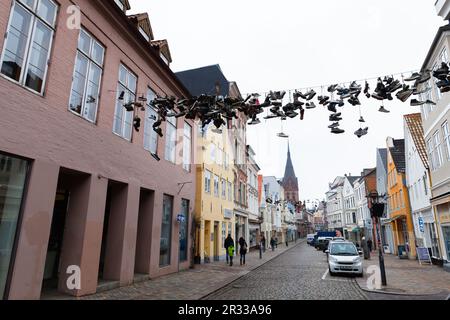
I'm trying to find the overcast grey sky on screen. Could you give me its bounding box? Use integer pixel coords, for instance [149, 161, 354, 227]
[130, 0, 444, 201]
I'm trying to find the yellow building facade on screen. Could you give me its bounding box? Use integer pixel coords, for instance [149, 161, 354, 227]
[194, 125, 235, 263]
[386, 138, 416, 259]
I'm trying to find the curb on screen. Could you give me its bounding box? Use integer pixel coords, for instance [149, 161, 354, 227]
[199, 239, 307, 300]
[354, 278, 448, 297]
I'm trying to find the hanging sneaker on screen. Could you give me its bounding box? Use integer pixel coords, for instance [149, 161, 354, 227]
[318, 96, 330, 105]
[426, 100, 436, 105]
[328, 84, 338, 93]
[410, 99, 427, 106]
[404, 72, 422, 82]
[441, 85, 450, 93]
[350, 81, 362, 91]
[386, 80, 402, 93]
[306, 102, 317, 109]
[359, 116, 366, 123]
[306, 89, 317, 101]
[277, 132, 289, 138]
[354, 127, 369, 138]
[371, 92, 385, 101]
[153, 127, 163, 137]
[364, 81, 370, 94]
[328, 122, 340, 129]
[151, 152, 161, 162]
[294, 91, 308, 100]
[300, 108, 305, 120]
[378, 106, 390, 113]
[432, 62, 449, 80]
[331, 127, 345, 134]
[328, 104, 337, 113]
[416, 71, 431, 84]
[396, 90, 413, 102]
[348, 96, 361, 106]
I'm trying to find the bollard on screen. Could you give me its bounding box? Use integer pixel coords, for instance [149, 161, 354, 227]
[259, 243, 262, 259]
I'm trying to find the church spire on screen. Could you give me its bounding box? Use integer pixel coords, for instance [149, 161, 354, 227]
[284, 141, 296, 180]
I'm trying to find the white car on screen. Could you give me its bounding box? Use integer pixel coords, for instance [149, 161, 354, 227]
[326, 241, 363, 277]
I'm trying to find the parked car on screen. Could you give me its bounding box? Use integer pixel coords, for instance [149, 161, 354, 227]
[326, 241, 363, 277]
[307, 234, 316, 245]
[332, 237, 345, 242]
[316, 237, 333, 252]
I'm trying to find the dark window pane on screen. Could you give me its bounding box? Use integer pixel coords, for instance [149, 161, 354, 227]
[0, 154, 28, 298]
[160, 195, 173, 266]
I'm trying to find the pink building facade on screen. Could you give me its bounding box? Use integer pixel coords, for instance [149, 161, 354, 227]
[0, 0, 196, 299]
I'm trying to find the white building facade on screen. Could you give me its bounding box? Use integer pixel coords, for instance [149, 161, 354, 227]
[405, 114, 441, 258]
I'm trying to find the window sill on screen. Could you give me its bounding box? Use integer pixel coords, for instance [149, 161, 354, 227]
[68, 108, 97, 125]
[112, 131, 132, 142]
[0, 73, 45, 97]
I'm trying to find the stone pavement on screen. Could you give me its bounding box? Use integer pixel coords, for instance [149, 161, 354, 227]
[356, 251, 450, 297]
[58, 240, 305, 300]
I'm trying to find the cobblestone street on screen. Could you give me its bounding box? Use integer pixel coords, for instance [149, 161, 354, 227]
[204, 242, 368, 300]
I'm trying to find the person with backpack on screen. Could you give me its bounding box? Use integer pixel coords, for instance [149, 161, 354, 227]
[239, 237, 248, 265]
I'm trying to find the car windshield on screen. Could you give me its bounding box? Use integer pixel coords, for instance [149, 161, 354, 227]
[330, 243, 358, 256]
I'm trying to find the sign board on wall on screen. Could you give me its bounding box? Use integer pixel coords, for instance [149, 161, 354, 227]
[418, 217, 425, 233]
[224, 209, 233, 219]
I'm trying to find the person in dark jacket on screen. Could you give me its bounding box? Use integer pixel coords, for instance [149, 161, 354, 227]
[367, 239, 373, 252]
[224, 234, 234, 265]
[270, 236, 276, 251]
[261, 235, 266, 252]
[239, 237, 248, 265]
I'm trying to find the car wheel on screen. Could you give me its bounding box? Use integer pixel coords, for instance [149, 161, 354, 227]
[329, 268, 335, 276]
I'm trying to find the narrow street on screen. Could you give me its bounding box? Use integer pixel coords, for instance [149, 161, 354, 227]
[204, 242, 367, 300]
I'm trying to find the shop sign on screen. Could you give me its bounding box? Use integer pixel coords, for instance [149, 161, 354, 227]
[418, 217, 424, 233]
[440, 212, 450, 224]
[224, 209, 233, 219]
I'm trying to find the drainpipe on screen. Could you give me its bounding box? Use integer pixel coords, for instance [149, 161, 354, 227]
[427, 168, 445, 260]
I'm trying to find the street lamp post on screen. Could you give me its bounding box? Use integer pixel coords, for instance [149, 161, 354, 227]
[367, 190, 387, 286]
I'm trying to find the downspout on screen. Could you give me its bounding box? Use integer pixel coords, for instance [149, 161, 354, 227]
[427, 168, 444, 259]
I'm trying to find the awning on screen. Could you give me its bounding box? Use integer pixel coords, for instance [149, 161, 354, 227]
[381, 215, 406, 225]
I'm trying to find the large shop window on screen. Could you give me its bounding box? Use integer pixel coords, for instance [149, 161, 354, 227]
[113, 64, 137, 141]
[143, 88, 158, 154]
[68, 29, 105, 122]
[0, 154, 29, 299]
[182, 122, 192, 172]
[179, 199, 189, 262]
[0, 0, 58, 94]
[160, 194, 173, 267]
[164, 116, 177, 163]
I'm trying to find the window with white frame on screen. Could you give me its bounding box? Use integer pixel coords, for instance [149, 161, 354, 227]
[0, 0, 58, 94]
[165, 116, 177, 163]
[113, 64, 136, 140]
[69, 29, 104, 122]
[433, 130, 443, 169]
[427, 137, 435, 171]
[143, 88, 158, 154]
[204, 170, 211, 194]
[214, 175, 219, 197]
[221, 178, 226, 199]
[183, 122, 192, 171]
[442, 121, 450, 161]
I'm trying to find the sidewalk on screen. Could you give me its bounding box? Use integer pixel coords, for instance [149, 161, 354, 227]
[52, 239, 305, 300]
[356, 251, 450, 296]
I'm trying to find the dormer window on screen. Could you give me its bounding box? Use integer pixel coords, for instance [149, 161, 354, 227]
[139, 27, 150, 41]
[114, 0, 124, 11]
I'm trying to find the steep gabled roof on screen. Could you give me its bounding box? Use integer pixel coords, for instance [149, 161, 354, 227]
[127, 12, 154, 41]
[151, 39, 172, 64]
[346, 176, 361, 187]
[377, 148, 388, 172]
[176, 65, 231, 97]
[390, 139, 406, 173]
[404, 113, 430, 170]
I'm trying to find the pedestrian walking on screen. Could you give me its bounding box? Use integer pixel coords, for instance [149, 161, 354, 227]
[227, 244, 235, 266]
[367, 238, 373, 252]
[224, 234, 234, 265]
[270, 236, 276, 251]
[239, 237, 248, 265]
[361, 236, 370, 260]
[261, 235, 266, 252]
